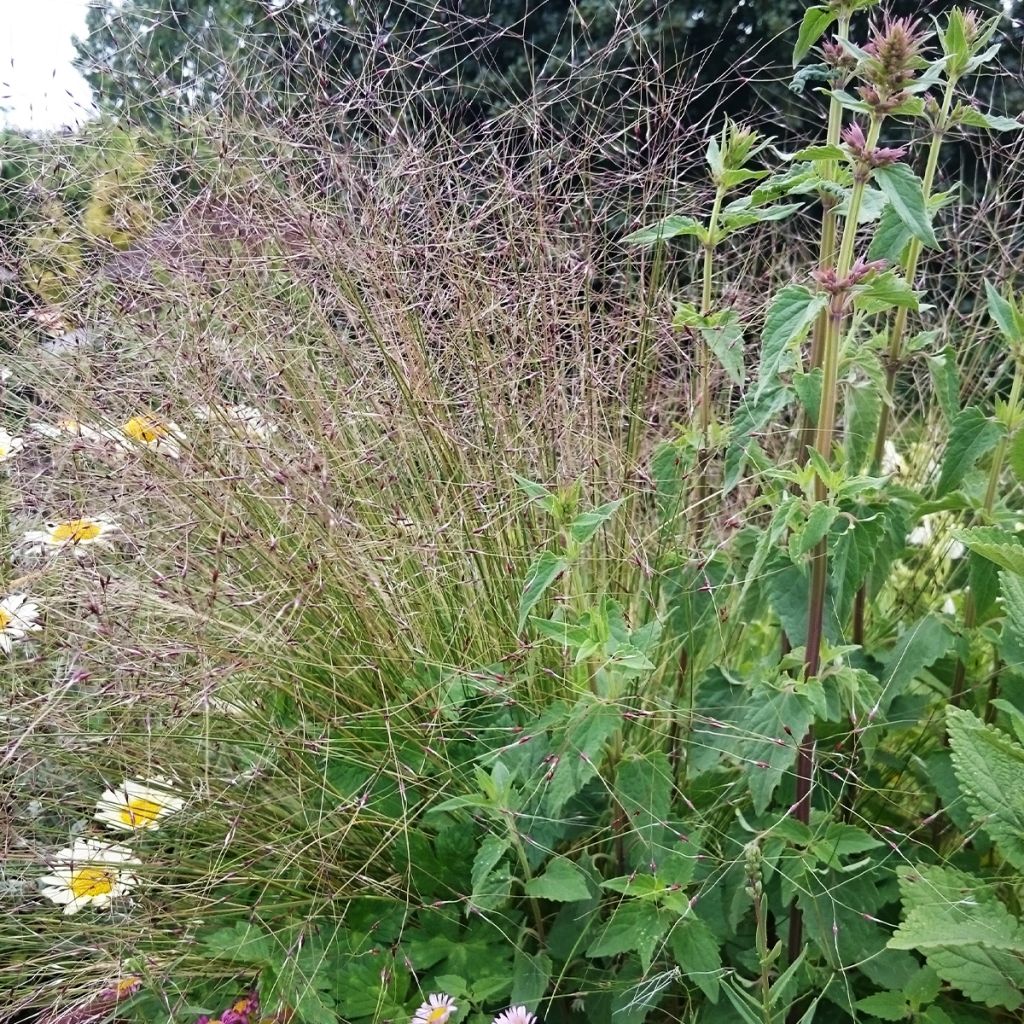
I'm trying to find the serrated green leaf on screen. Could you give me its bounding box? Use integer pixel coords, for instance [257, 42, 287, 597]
[854, 992, 909, 1021]
[793, 6, 835, 64]
[947, 706, 1024, 870]
[545, 698, 621, 813]
[878, 615, 953, 714]
[738, 686, 812, 813]
[517, 551, 568, 631]
[510, 950, 551, 1008]
[586, 902, 669, 970]
[701, 319, 745, 386]
[793, 502, 838, 558]
[790, 143, 845, 161]
[202, 922, 275, 964]
[624, 214, 704, 245]
[670, 917, 722, 1002]
[853, 269, 919, 314]
[892, 863, 1024, 1009]
[874, 163, 938, 248]
[953, 527, 1024, 575]
[471, 835, 510, 909]
[1009, 429, 1024, 483]
[960, 107, 1023, 132]
[569, 499, 623, 545]
[524, 857, 591, 902]
[755, 285, 828, 400]
[985, 279, 1024, 346]
[867, 202, 913, 264]
[926, 346, 960, 424]
[1001, 572, 1024, 671]
[513, 474, 555, 506]
[936, 406, 1004, 496]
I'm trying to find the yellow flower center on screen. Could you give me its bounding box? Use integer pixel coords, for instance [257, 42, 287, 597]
[51, 519, 102, 543]
[123, 415, 169, 444]
[119, 796, 162, 827]
[70, 866, 115, 899]
[0, 609, 10, 630]
[426, 1008, 451, 1024]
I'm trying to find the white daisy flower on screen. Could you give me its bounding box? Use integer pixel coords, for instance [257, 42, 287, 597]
[22, 515, 121, 558]
[119, 413, 185, 458]
[492, 1007, 537, 1024]
[95, 777, 185, 832]
[31, 418, 106, 442]
[880, 440, 905, 476]
[0, 428, 24, 462]
[413, 994, 458, 1024]
[39, 838, 140, 915]
[0, 594, 41, 653]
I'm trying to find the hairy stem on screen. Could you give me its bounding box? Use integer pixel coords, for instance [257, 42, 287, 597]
[789, 116, 881, 967]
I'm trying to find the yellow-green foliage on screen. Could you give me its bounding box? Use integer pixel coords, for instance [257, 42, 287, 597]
[81, 154, 160, 250]
[22, 201, 84, 304]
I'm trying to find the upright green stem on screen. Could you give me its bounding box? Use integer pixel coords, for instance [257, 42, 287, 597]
[692, 184, 726, 538]
[789, 116, 880, 968]
[802, 15, 851, 436]
[951, 359, 1024, 709]
[853, 77, 958, 645]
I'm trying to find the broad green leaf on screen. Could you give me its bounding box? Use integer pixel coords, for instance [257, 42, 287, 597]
[513, 474, 555, 507]
[1001, 571, 1024, 671]
[844, 360, 883, 472]
[893, 863, 1024, 1010]
[525, 857, 591, 902]
[793, 366, 822, 425]
[853, 270, 919, 314]
[793, 6, 835, 64]
[867, 202, 913, 263]
[959, 107, 1023, 132]
[874, 163, 938, 248]
[701, 319, 745, 386]
[1010, 428, 1024, 482]
[755, 285, 828, 400]
[624, 214, 703, 245]
[793, 502, 838, 558]
[529, 616, 590, 647]
[615, 750, 677, 871]
[471, 835, 510, 910]
[510, 950, 551, 1008]
[790, 143, 844, 161]
[738, 686, 812, 812]
[985, 279, 1024, 346]
[586, 902, 669, 970]
[954, 526, 1024, 576]
[517, 551, 568, 631]
[936, 406, 1004, 496]
[670, 917, 722, 1002]
[569, 499, 624, 545]
[925, 346, 960, 424]
[718, 202, 803, 236]
[202, 922, 275, 964]
[545, 697, 621, 813]
[854, 992, 909, 1021]
[947, 706, 1024, 870]
[877, 615, 953, 715]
